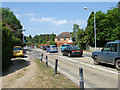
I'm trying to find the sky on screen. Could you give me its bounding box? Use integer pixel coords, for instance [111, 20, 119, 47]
[2, 1, 118, 37]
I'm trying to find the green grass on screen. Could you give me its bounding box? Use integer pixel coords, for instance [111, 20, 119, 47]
[35, 59, 79, 88]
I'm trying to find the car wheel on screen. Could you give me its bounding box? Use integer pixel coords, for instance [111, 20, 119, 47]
[94, 56, 99, 65]
[68, 53, 71, 57]
[115, 59, 120, 71]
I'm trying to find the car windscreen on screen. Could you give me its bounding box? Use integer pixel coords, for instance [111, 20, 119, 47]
[13, 48, 22, 51]
[66, 45, 70, 46]
[62, 45, 65, 47]
[71, 46, 80, 50]
[52, 46, 56, 48]
[119, 44, 120, 52]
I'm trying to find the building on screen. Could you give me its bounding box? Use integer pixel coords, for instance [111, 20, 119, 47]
[55, 32, 73, 46]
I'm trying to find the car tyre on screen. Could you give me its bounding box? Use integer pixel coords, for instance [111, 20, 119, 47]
[94, 56, 99, 65]
[115, 59, 120, 71]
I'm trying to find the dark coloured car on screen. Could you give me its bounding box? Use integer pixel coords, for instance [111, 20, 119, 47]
[43, 45, 49, 50]
[61, 44, 71, 52]
[62, 46, 83, 57]
[91, 40, 120, 70]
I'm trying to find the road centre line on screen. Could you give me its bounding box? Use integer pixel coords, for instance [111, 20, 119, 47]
[55, 55, 77, 63]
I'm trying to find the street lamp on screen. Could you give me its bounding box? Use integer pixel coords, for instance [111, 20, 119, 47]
[84, 7, 96, 50]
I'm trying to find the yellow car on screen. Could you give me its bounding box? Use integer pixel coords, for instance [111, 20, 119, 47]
[13, 46, 24, 57]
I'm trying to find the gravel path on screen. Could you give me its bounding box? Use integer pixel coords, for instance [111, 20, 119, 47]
[2, 51, 41, 88]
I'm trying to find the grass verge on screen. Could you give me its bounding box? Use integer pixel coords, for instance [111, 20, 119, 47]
[35, 59, 79, 88]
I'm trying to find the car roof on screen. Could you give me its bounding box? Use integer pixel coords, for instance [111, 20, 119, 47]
[62, 44, 70, 45]
[50, 45, 56, 46]
[13, 46, 22, 48]
[107, 40, 120, 44]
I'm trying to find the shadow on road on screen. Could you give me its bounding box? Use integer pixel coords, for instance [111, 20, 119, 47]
[99, 63, 116, 69]
[2, 57, 30, 76]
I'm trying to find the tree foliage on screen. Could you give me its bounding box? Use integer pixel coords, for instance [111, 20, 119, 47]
[73, 2, 120, 49]
[2, 7, 23, 69]
[26, 33, 56, 46]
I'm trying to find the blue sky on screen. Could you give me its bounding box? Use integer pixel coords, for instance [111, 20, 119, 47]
[2, 2, 118, 36]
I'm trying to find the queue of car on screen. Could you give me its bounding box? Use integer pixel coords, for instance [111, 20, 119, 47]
[41, 44, 83, 57]
[12, 40, 120, 70]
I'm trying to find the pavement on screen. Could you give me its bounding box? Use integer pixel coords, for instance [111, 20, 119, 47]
[30, 48, 119, 88]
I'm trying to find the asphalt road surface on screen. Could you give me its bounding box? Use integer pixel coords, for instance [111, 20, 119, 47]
[29, 48, 119, 89]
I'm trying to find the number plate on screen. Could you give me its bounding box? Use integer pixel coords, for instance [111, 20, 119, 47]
[77, 50, 80, 52]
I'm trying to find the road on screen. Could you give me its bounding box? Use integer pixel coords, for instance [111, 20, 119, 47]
[30, 48, 119, 88]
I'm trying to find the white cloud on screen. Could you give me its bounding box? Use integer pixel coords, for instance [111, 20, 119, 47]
[25, 13, 35, 16]
[70, 19, 86, 26]
[30, 17, 55, 22]
[41, 17, 55, 22]
[30, 17, 67, 25]
[52, 20, 67, 25]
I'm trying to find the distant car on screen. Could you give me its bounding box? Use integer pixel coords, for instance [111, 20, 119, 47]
[40, 46, 43, 49]
[61, 44, 71, 52]
[91, 40, 120, 70]
[43, 45, 48, 50]
[13, 46, 24, 57]
[46, 45, 50, 52]
[62, 46, 83, 57]
[47, 45, 58, 53]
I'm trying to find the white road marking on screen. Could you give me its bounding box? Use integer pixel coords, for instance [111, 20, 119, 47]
[34, 49, 118, 75]
[80, 62, 118, 74]
[57, 55, 77, 63]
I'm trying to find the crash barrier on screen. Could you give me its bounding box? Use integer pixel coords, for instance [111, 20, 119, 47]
[55, 59, 58, 74]
[40, 54, 43, 63]
[40, 53, 84, 88]
[40, 54, 58, 75]
[46, 56, 48, 67]
[79, 67, 84, 89]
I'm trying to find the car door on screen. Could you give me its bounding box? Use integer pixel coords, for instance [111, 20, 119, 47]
[99, 44, 111, 62]
[118, 44, 120, 56]
[63, 47, 67, 55]
[106, 43, 118, 63]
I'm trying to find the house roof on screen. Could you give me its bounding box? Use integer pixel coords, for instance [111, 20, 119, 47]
[56, 32, 72, 38]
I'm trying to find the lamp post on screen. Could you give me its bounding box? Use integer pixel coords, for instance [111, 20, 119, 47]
[84, 7, 96, 50]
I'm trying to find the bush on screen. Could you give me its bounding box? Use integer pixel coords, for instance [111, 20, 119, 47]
[12, 36, 22, 47]
[2, 25, 12, 69]
[50, 41, 57, 46]
[2, 25, 23, 70]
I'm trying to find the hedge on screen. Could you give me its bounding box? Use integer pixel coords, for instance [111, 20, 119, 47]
[2, 25, 23, 70]
[2, 26, 12, 69]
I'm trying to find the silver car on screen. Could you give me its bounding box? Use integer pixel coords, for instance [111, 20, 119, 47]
[47, 45, 58, 53]
[91, 40, 120, 70]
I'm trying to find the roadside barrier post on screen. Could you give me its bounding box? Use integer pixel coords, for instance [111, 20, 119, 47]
[40, 54, 43, 63]
[79, 67, 84, 90]
[46, 56, 48, 67]
[55, 59, 58, 75]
